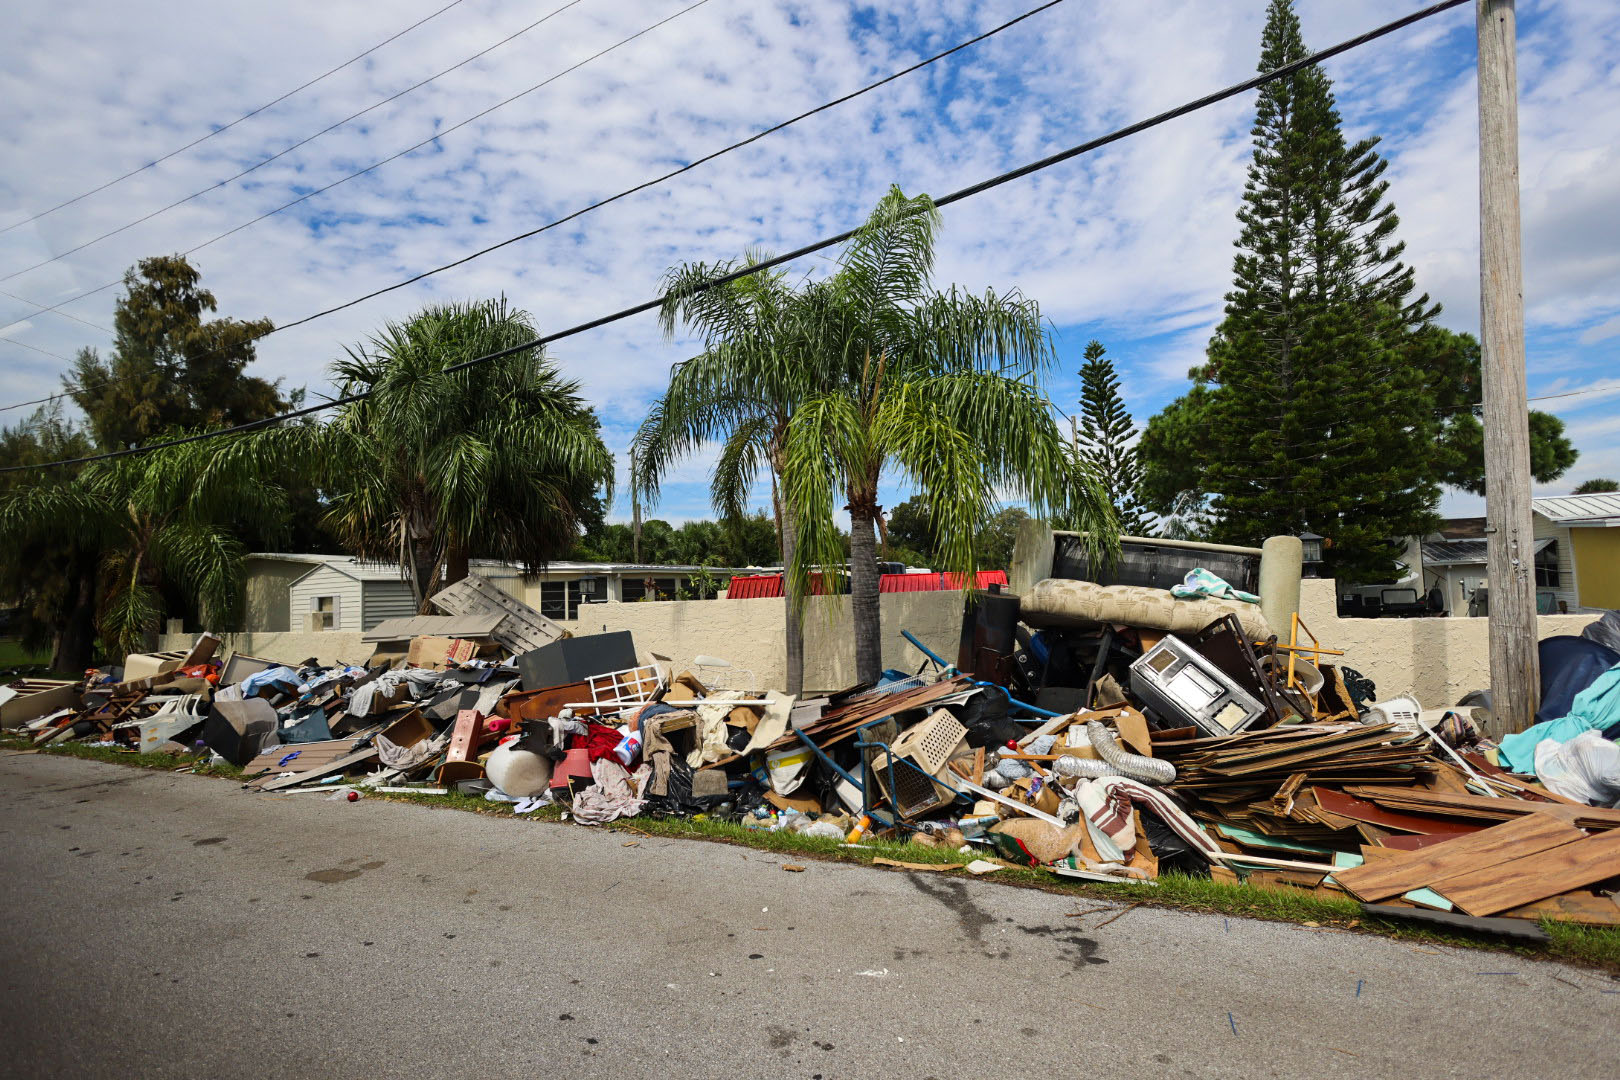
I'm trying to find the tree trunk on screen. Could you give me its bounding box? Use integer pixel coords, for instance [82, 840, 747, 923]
[848, 491, 882, 685]
[445, 544, 470, 591]
[780, 488, 804, 696]
[51, 555, 99, 672]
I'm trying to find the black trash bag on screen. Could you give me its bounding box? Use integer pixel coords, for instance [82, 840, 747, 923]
[950, 688, 1022, 749]
[641, 755, 729, 817]
[1139, 806, 1208, 878]
[1583, 610, 1620, 655]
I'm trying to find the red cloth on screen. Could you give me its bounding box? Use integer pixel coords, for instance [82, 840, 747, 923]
[572, 721, 627, 763]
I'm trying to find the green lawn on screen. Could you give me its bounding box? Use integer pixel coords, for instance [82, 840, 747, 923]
[0, 638, 52, 670]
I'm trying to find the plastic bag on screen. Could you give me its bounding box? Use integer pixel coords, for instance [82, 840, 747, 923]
[1534, 730, 1620, 807]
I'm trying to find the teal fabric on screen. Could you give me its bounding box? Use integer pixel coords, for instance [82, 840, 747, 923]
[1499, 663, 1620, 772]
[1170, 567, 1260, 605]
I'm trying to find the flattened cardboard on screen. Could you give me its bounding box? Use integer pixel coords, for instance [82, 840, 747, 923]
[663, 671, 709, 703]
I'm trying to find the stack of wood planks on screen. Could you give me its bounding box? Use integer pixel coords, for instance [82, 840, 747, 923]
[1153, 722, 1620, 928]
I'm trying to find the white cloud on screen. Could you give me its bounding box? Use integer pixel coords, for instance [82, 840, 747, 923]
[0, 0, 1615, 523]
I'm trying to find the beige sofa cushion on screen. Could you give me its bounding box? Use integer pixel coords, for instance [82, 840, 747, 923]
[1020, 578, 1272, 641]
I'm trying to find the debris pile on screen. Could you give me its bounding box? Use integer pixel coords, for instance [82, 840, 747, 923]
[5, 565, 1619, 939]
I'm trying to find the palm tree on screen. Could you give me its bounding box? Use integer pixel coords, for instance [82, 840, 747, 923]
[634, 259, 823, 693]
[324, 298, 614, 608]
[783, 186, 1117, 684]
[0, 425, 306, 656]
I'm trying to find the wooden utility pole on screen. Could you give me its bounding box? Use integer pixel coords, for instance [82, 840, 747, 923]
[1476, 0, 1539, 737]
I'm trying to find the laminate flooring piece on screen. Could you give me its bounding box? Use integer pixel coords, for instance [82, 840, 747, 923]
[1334, 814, 1585, 902]
[1433, 828, 1620, 916]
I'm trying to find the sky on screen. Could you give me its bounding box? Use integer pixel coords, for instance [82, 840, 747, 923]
[1, 0, 1616, 528]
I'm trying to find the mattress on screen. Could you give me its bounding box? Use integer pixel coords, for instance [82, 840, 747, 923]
[1019, 578, 1272, 641]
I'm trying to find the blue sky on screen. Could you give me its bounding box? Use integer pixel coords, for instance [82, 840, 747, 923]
[1, 0, 1616, 527]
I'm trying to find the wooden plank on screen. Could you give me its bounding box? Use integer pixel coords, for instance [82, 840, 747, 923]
[1434, 829, 1620, 916]
[1345, 785, 1620, 830]
[1498, 891, 1620, 926]
[1312, 787, 1485, 837]
[1334, 814, 1586, 902]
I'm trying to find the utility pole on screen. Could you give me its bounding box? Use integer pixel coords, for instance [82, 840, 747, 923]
[1476, 0, 1539, 737]
[630, 446, 642, 564]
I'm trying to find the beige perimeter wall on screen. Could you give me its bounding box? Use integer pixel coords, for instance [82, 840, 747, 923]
[1296, 578, 1597, 708]
[165, 578, 1603, 707]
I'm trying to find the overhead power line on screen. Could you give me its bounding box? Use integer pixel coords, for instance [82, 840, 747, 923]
[0, 0, 1066, 412]
[0, 0, 1470, 473]
[3, 0, 715, 307]
[0, 289, 112, 335]
[2, 337, 70, 362]
[0, 0, 472, 238]
[0, 0, 590, 281]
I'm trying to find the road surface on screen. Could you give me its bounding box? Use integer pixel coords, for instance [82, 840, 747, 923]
[0, 751, 1612, 1079]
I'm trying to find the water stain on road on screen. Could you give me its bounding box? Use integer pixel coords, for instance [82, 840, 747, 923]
[193, 837, 226, 846]
[903, 874, 996, 948]
[1017, 922, 1108, 969]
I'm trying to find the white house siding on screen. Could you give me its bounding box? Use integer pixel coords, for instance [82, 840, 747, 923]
[358, 581, 419, 631]
[1532, 515, 1579, 612]
[288, 566, 366, 633]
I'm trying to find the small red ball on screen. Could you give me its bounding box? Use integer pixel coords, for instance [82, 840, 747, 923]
[347, 790, 359, 802]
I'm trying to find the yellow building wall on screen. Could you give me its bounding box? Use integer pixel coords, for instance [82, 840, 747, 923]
[1572, 529, 1620, 608]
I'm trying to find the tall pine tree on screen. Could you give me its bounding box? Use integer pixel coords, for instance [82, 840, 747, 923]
[1179, 0, 1439, 581]
[1073, 340, 1151, 535]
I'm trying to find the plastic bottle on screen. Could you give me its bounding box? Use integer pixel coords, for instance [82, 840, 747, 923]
[845, 814, 872, 844]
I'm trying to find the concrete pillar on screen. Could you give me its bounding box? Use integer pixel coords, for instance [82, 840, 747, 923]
[1259, 536, 1303, 639]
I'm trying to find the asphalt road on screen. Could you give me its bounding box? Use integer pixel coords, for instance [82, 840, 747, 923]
[0, 751, 1614, 1079]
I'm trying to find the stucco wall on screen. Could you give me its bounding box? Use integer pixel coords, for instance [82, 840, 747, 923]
[1298, 577, 1598, 708]
[564, 591, 966, 693]
[171, 578, 1605, 708]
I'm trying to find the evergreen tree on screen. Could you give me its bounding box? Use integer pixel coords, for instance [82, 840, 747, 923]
[1150, 0, 1440, 581]
[1073, 340, 1151, 535]
[67, 255, 283, 449]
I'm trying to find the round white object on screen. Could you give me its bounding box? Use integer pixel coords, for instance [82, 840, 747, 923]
[486, 744, 553, 797]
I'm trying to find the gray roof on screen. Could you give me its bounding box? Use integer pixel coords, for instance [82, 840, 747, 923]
[1534, 492, 1620, 525]
[286, 558, 411, 586]
[1421, 536, 1554, 567]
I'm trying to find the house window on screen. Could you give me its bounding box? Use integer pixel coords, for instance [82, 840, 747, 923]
[310, 595, 338, 630]
[538, 581, 568, 621]
[622, 576, 678, 602]
[537, 579, 603, 620]
[1535, 542, 1559, 589]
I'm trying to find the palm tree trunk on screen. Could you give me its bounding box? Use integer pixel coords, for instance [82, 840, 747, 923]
[445, 543, 470, 590]
[780, 487, 804, 696]
[52, 553, 99, 671]
[848, 490, 882, 685]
